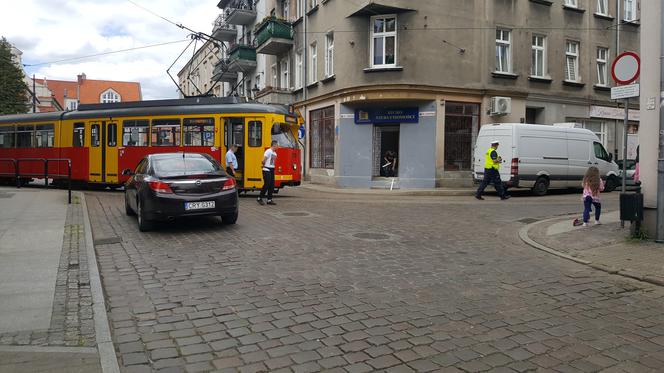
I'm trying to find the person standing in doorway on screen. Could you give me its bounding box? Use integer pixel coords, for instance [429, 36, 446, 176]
[258, 140, 278, 206]
[475, 140, 509, 200]
[225, 144, 238, 177]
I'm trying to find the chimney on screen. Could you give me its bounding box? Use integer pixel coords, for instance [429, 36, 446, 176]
[77, 73, 86, 84]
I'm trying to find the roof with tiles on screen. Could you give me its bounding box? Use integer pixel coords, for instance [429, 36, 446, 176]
[35, 74, 142, 107]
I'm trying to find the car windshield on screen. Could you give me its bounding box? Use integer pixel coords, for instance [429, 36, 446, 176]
[271, 123, 297, 149]
[152, 156, 224, 178]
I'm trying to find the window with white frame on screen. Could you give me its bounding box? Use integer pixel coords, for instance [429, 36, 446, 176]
[495, 29, 511, 73]
[295, 51, 303, 88]
[281, 0, 289, 20]
[325, 32, 334, 77]
[100, 89, 121, 103]
[65, 98, 78, 111]
[565, 41, 580, 82]
[624, 0, 636, 21]
[565, 0, 578, 7]
[583, 121, 608, 146]
[271, 63, 278, 87]
[531, 35, 547, 78]
[309, 42, 317, 84]
[596, 0, 608, 15]
[296, 0, 304, 18]
[280, 57, 289, 89]
[370, 15, 397, 68]
[596, 47, 609, 86]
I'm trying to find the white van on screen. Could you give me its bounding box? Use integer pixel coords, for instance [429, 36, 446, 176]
[473, 123, 620, 195]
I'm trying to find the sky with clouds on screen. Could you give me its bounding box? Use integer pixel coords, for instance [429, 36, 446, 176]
[0, 0, 219, 100]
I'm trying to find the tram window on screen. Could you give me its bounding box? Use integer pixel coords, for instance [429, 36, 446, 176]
[73, 123, 85, 147]
[16, 125, 34, 148]
[248, 121, 262, 147]
[107, 123, 117, 147]
[122, 120, 149, 146]
[0, 126, 15, 148]
[91, 124, 100, 147]
[183, 118, 214, 146]
[35, 124, 55, 147]
[271, 123, 297, 149]
[151, 119, 181, 146]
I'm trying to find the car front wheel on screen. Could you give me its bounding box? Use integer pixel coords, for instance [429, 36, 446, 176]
[125, 193, 135, 216]
[137, 200, 154, 232]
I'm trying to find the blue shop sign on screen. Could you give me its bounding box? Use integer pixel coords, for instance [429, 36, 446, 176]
[355, 108, 419, 124]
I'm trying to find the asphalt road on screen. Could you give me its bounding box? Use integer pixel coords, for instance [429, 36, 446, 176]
[85, 188, 664, 373]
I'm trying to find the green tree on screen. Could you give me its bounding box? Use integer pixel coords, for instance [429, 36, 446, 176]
[0, 37, 29, 115]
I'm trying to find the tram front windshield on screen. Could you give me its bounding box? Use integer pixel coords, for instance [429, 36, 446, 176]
[271, 123, 297, 149]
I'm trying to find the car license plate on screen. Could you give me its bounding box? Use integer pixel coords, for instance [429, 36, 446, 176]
[185, 201, 215, 210]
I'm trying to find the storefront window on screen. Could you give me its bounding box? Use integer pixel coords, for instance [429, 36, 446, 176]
[445, 103, 480, 171]
[310, 106, 334, 169]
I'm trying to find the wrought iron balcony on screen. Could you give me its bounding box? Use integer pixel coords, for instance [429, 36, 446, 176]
[254, 17, 294, 55]
[212, 14, 237, 42]
[212, 60, 239, 83]
[223, 1, 257, 25]
[226, 44, 257, 72]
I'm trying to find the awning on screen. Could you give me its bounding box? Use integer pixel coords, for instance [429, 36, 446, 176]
[347, 1, 416, 17]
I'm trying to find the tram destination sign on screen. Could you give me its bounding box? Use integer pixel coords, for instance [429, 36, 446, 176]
[355, 108, 419, 124]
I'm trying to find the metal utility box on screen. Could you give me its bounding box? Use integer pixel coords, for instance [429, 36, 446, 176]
[620, 193, 644, 221]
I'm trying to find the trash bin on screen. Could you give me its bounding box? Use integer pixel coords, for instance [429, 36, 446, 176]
[620, 193, 643, 221]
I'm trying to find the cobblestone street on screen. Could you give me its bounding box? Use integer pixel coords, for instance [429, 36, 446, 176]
[85, 189, 664, 373]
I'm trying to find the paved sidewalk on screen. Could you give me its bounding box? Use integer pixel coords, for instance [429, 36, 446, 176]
[300, 182, 475, 196]
[0, 187, 116, 373]
[521, 210, 664, 286]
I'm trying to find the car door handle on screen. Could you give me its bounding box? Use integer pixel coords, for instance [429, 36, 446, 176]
[587, 162, 592, 164]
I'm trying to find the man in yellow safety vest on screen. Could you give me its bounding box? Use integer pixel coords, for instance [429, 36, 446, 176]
[475, 140, 509, 200]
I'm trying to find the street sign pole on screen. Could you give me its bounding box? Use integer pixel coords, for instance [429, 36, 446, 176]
[621, 98, 629, 228]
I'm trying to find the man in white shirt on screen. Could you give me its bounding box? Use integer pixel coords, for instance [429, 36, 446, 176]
[258, 140, 278, 205]
[225, 144, 238, 177]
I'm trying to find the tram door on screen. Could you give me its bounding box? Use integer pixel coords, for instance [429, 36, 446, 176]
[224, 117, 245, 185]
[244, 118, 265, 190]
[88, 121, 119, 183]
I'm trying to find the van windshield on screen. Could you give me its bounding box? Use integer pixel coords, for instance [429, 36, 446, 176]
[271, 123, 297, 149]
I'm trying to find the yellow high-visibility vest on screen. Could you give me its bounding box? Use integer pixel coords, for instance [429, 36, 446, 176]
[484, 147, 500, 170]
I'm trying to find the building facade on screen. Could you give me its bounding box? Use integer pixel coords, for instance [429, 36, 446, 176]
[192, 0, 641, 188]
[34, 73, 142, 110]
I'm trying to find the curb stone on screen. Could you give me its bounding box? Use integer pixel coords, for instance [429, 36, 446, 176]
[80, 192, 121, 373]
[518, 214, 664, 288]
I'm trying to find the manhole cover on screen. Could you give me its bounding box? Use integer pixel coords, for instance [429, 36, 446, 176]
[353, 233, 391, 240]
[282, 212, 311, 217]
[517, 218, 540, 224]
[94, 237, 122, 246]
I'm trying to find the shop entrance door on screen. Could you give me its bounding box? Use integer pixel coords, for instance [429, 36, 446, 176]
[444, 102, 480, 171]
[373, 125, 400, 177]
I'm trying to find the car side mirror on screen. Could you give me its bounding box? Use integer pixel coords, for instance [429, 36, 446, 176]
[608, 154, 613, 162]
[122, 168, 134, 176]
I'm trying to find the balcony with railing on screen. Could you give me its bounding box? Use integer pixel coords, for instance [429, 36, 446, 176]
[254, 17, 294, 55]
[212, 14, 237, 42]
[212, 60, 239, 83]
[218, 0, 257, 25]
[226, 43, 257, 72]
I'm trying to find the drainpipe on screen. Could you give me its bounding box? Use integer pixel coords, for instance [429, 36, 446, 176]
[302, 1, 308, 179]
[657, 2, 664, 242]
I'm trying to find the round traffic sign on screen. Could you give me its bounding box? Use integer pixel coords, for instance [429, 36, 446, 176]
[611, 52, 640, 85]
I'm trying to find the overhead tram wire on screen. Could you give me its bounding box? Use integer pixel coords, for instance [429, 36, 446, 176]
[22, 39, 189, 67]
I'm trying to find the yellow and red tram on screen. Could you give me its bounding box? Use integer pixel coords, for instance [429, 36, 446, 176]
[0, 98, 302, 191]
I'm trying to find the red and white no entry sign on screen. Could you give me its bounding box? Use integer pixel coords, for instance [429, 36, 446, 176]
[611, 52, 640, 85]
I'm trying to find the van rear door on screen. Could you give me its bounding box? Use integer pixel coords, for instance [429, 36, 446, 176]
[473, 125, 513, 182]
[567, 138, 591, 188]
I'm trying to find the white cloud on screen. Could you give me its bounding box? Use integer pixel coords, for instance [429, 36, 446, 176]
[0, 0, 219, 99]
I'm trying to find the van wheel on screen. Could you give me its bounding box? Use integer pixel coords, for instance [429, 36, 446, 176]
[605, 176, 618, 192]
[532, 177, 549, 196]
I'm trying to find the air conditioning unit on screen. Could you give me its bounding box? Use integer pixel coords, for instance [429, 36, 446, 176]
[489, 96, 511, 116]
